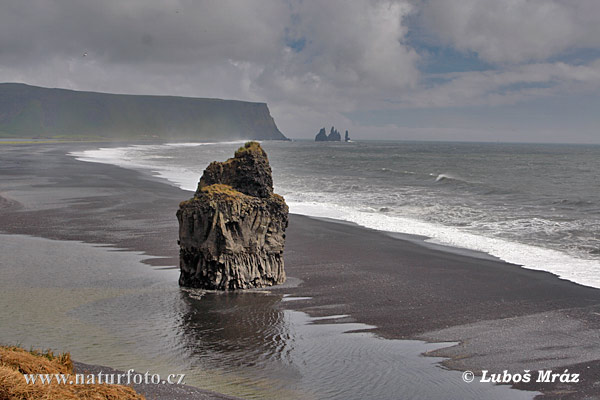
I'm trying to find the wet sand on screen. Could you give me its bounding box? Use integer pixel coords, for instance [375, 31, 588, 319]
[2, 143, 600, 398]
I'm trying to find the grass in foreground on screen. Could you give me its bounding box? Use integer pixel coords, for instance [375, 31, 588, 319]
[0, 345, 144, 400]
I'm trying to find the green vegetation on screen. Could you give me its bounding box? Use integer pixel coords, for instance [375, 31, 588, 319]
[0, 83, 287, 141]
[180, 184, 248, 207]
[271, 193, 286, 204]
[200, 184, 245, 202]
[234, 141, 263, 157]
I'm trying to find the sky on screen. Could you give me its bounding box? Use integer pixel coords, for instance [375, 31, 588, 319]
[1, 0, 599, 143]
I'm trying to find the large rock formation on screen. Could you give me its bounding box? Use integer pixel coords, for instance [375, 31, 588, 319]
[315, 127, 328, 141]
[177, 142, 288, 290]
[315, 126, 343, 142]
[0, 83, 288, 141]
[328, 127, 341, 141]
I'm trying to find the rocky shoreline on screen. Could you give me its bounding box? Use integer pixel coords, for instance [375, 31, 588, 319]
[2, 142, 600, 398]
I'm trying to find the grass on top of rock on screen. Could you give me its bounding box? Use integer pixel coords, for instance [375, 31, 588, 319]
[199, 183, 246, 202]
[179, 184, 245, 207]
[271, 193, 287, 205]
[234, 141, 266, 158]
[0, 345, 145, 400]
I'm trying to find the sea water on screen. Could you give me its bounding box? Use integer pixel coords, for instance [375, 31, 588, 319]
[72, 140, 600, 289]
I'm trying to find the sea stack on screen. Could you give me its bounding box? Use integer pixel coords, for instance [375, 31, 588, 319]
[315, 126, 342, 141]
[176, 142, 288, 290]
[315, 127, 328, 141]
[328, 127, 341, 141]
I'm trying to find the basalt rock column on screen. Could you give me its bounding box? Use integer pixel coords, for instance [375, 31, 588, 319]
[177, 142, 288, 290]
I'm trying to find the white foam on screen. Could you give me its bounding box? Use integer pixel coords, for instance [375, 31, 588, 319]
[163, 140, 250, 147]
[288, 201, 600, 289]
[71, 144, 600, 290]
[70, 141, 248, 163]
[70, 141, 250, 192]
[281, 296, 313, 302]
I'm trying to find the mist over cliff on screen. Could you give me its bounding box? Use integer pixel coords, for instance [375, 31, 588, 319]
[0, 83, 287, 141]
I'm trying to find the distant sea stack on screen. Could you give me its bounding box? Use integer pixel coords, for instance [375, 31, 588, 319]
[315, 126, 346, 142]
[177, 141, 288, 290]
[0, 83, 287, 141]
[328, 127, 341, 141]
[315, 127, 328, 141]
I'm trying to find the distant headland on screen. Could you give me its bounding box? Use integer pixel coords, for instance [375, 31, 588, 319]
[0, 83, 288, 141]
[315, 126, 350, 142]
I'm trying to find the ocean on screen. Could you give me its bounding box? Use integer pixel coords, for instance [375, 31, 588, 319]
[72, 139, 600, 289]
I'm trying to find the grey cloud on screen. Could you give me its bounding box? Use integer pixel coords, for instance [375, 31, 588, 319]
[0, 0, 288, 66]
[419, 0, 600, 64]
[251, 0, 419, 113]
[402, 59, 600, 108]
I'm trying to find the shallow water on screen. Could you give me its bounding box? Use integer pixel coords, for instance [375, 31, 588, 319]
[0, 234, 536, 399]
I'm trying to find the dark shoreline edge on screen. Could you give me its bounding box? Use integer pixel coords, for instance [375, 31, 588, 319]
[2, 143, 600, 399]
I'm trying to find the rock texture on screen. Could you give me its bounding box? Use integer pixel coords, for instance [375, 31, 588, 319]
[315, 126, 342, 142]
[315, 127, 328, 141]
[0, 83, 288, 141]
[177, 142, 288, 290]
[328, 127, 341, 141]
[315, 126, 343, 142]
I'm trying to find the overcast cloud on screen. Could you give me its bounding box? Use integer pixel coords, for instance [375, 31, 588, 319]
[1, 0, 599, 142]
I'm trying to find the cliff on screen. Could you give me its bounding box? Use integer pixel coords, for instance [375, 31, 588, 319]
[177, 141, 288, 290]
[0, 83, 287, 141]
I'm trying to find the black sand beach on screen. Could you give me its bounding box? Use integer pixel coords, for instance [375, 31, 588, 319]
[2, 143, 600, 398]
